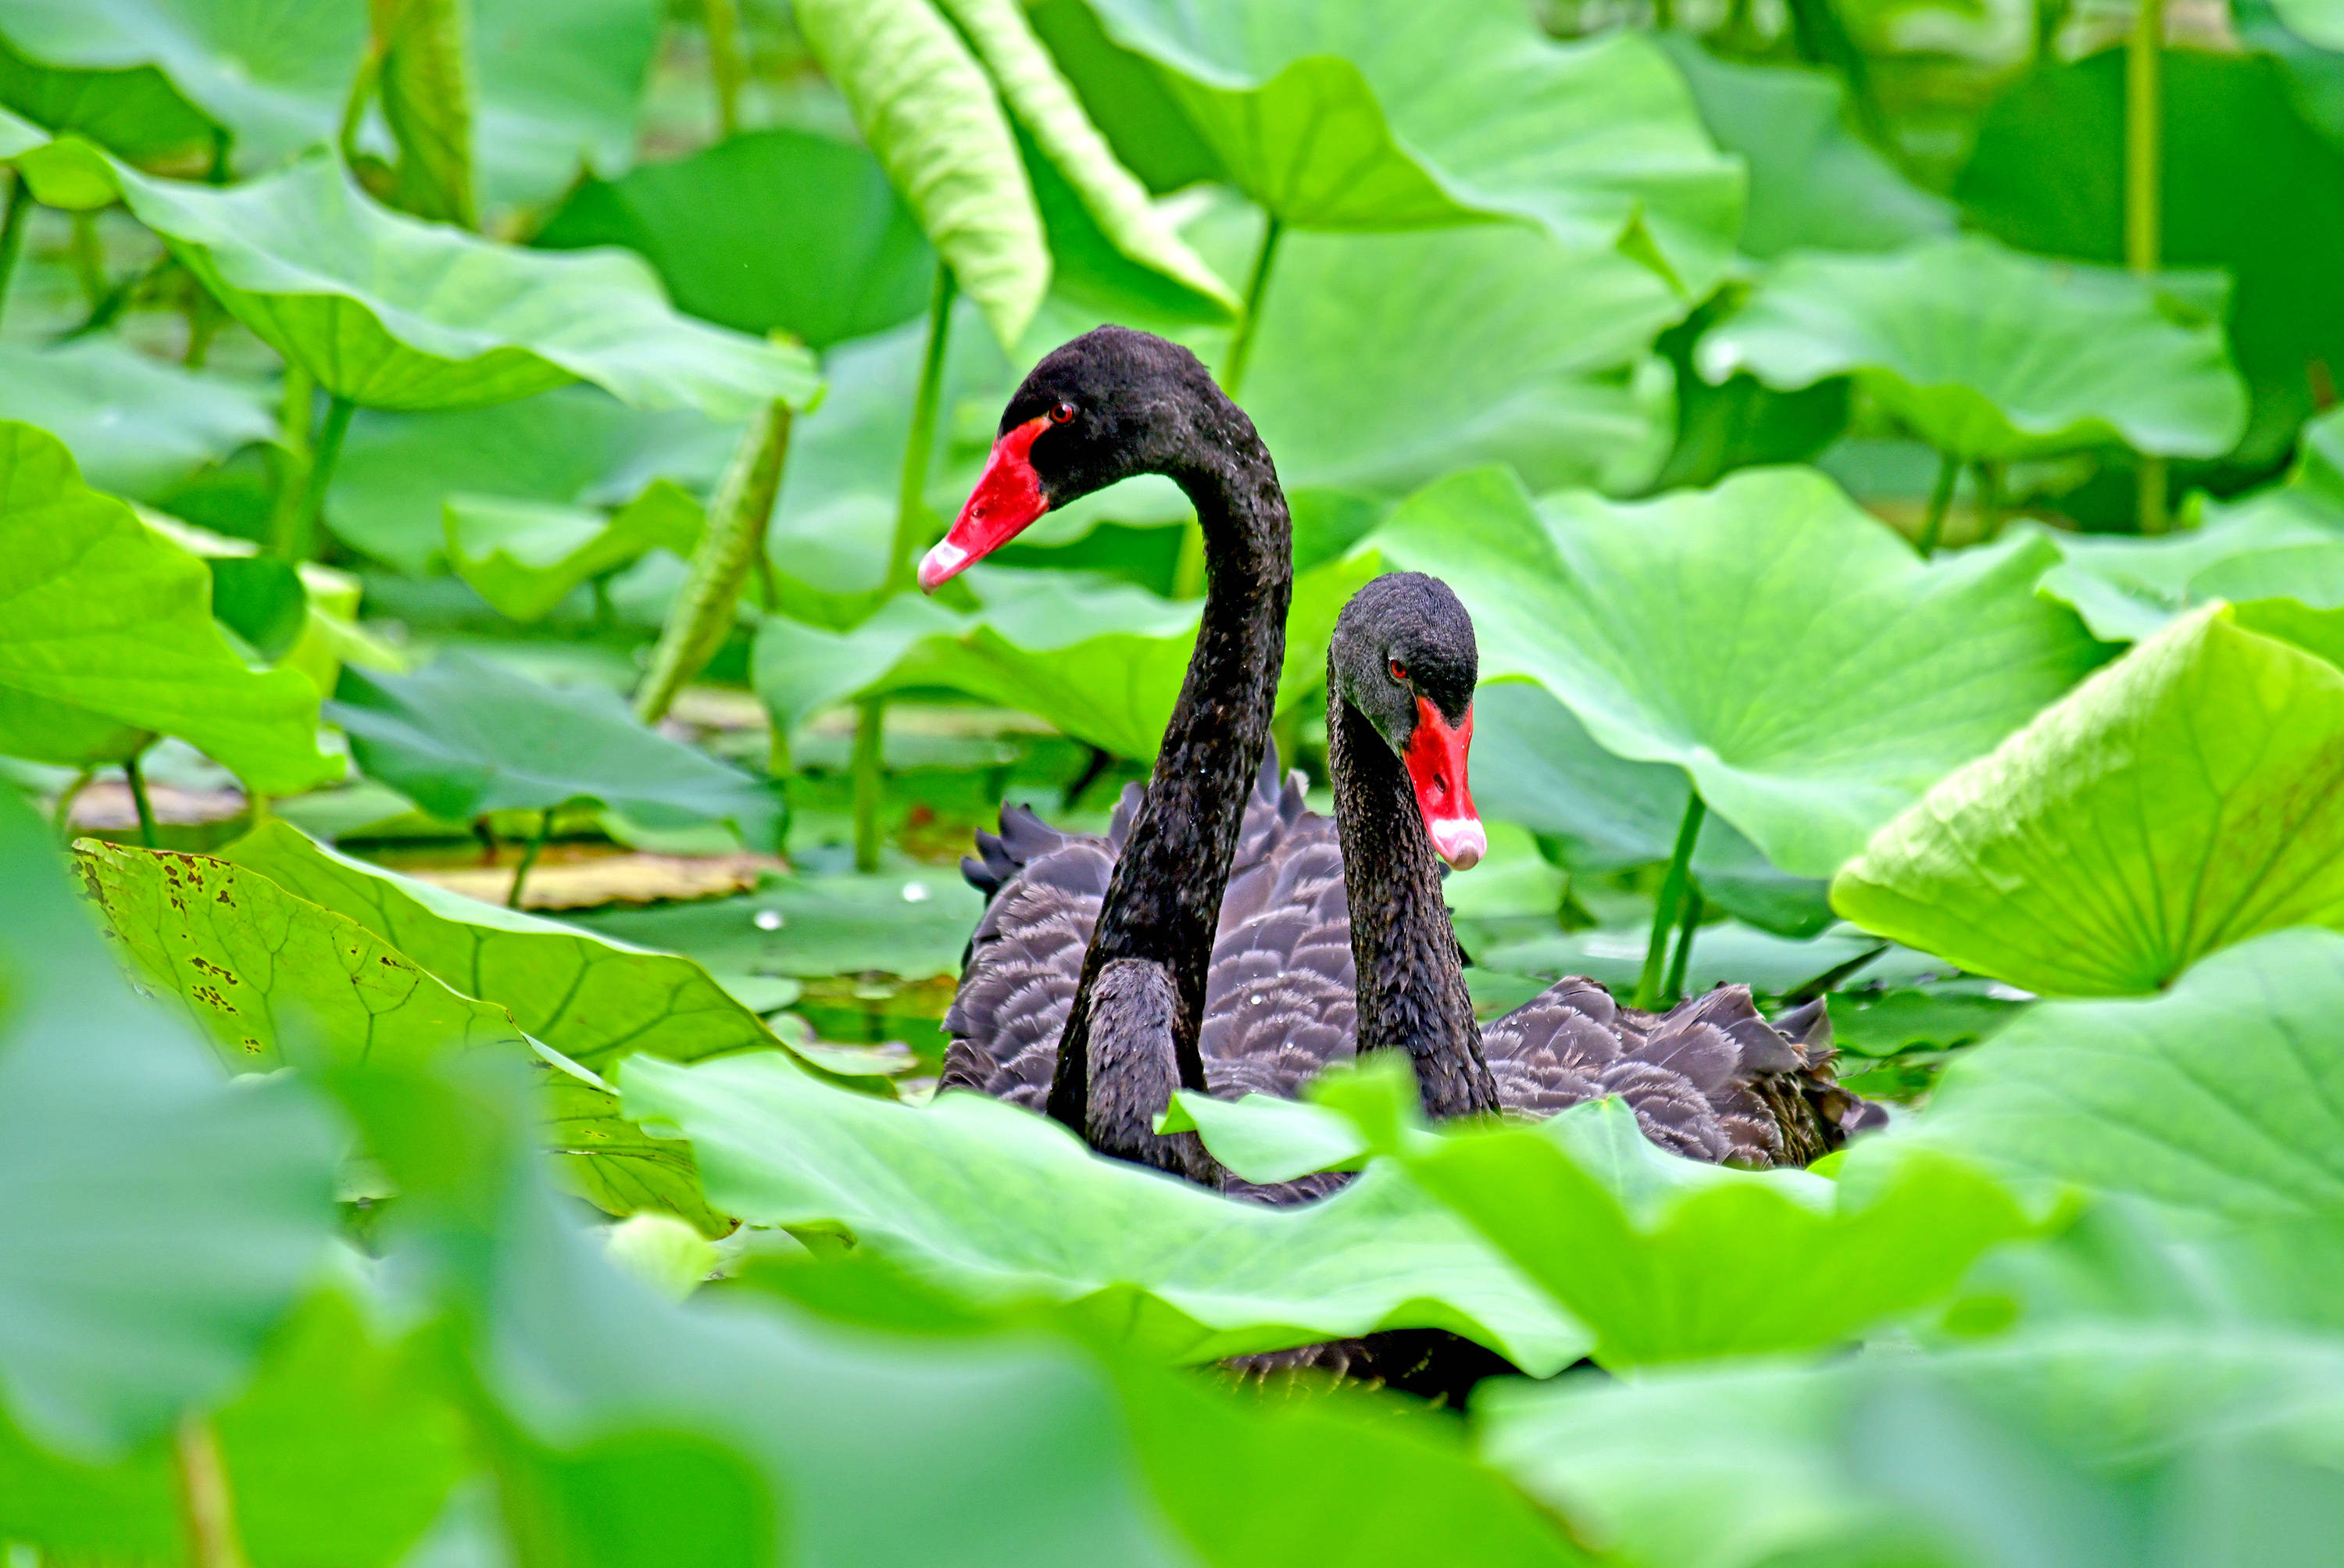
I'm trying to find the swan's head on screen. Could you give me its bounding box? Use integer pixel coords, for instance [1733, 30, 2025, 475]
[1331, 573, 1485, 871]
[920, 326, 1226, 591]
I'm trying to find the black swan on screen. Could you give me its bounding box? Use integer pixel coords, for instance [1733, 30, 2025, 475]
[927, 327, 1871, 1176]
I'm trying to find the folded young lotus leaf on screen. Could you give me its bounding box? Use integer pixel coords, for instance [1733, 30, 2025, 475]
[1859, 928, 2344, 1221]
[0, 791, 338, 1461]
[1370, 463, 2109, 880]
[445, 479, 702, 623]
[56, 148, 817, 418]
[0, 422, 339, 793]
[328, 652, 781, 845]
[0, 339, 272, 501]
[1074, 0, 1742, 296]
[1696, 235, 2249, 462]
[1833, 606, 2344, 995]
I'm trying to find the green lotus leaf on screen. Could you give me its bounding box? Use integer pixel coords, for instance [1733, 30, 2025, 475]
[328, 652, 781, 845]
[0, 0, 366, 166]
[1474, 682, 1830, 937]
[793, 0, 1050, 350]
[2274, 0, 2344, 48]
[0, 34, 213, 165]
[1370, 464, 2109, 879]
[1656, 37, 1952, 259]
[0, 338, 272, 501]
[76, 149, 817, 416]
[0, 422, 338, 793]
[464, 0, 660, 213]
[445, 479, 701, 623]
[75, 838, 727, 1232]
[1833, 606, 2344, 997]
[2031, 510, 2344, 643]
[1391, 1096, 2029, 1369]
[752, 553, 1377, 759]
[565, 868, 985, 985]
[1866, 929, 2344, 1223]
[0, 1282, 468, 1568]
[0, 793, 338, 1460]
[1695, 235, 2249, 462]
[620, 1048, 1590, 1373]
[1960, 49, 2344, 466]
[328, 387, 738, 576]
[1156, 1091, 1369, 1185]
[1077, 0, 1743, 296]
[1478, 1323, 2344, 1568]
[535, 127, 938, 351]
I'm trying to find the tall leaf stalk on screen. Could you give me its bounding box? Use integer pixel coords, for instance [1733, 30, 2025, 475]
[856, 263, 959, 872]
[1915, 451, 1959, 558]
[1634, 791, 1706, 1011]
[2128, 0, 2167, 533]
[0, 170, 28, 331]
[706, 0, 747, 135]
[270, 391, 354, 561]
[635, 398, 796, 726]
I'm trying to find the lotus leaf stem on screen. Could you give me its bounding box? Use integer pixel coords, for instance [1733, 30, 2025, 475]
[0, 173, 28, 332]
[173, 1415, 252, 1568]
[507, 808, 553, 909]
[276, 394, 355, 562]
[2128, 0, 2168, 534]
[123, 753, 159, 849]
[1915, 449, 1959, 558]
[1663, 884, 1704, 1004]
[1635, 790, 1706, 1011]
[52, 766, 92, 840]
[852, 695, 885, 873]
[706, 0, 746, 135]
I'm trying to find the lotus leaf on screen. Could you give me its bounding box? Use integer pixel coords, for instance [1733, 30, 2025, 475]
[464, 0, 660, 213]
[1657, 37, 1952, 259]
[535, 127, 937, 350]
[0, 338, 271, 500]
[1865, 926, 2344, 1222]
[1077, 0, 1742, 296]
[792, 0, 1050, 349]
[1960, 48, 2344, 466]
[1369, 464, 2110, 879]
[0, 422, 338, 793]
[327, 652, 781, 845]
[70, 149, 817, 416]
[445, 480, 701, 623]
[1833, 606, 2344, 996]
[566, 870, 984, 984]
[1155, 1091, 1369, 1185]
[0, 35, 213, 165]
[1478, 1324, 2344, 1568]
[1696, 235, 2249, 462]
[1396, 1097, 2028, 1368]
[328, 388, 738, 576]
[2031, 511, 2344, 643]
[75, 838, 727, 1231]
[621, 1049, 1590, 1372]
[0, 792, 337, 1459]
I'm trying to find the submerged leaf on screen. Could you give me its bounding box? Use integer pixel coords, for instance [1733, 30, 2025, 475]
[1370, 464, 2108, 879]
[1833, 605, 2344, 995]
[1697, 235, 2249, 461]
[0, 422, 338, 793]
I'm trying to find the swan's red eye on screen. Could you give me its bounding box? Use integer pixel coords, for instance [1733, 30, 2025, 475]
[1049, 402, 1075, 424]
[1389, 659, 1407, 681]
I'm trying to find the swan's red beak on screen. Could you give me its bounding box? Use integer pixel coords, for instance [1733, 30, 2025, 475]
[1406, 697, 1483, 870]
[920, 413, 1052, 592]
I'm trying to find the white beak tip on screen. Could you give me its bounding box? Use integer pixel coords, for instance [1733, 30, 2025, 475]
[1431, 818, 1486, 871]
[917, 540, 969, 594]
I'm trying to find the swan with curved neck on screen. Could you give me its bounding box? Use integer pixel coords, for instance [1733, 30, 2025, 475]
[922, 325, 1292, 1173]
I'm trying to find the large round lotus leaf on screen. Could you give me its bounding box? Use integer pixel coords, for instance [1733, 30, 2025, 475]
[536, 128, 937, 352]
[80, 151, 817, 416]
[0, 791, 338, 1461]
[1369, 464, 2110, 879]
[1656, 37, 1952, 259]
[1959, 48, 2344, 467]
[620, 1048, 1591, 1374]
[327, 652, 781, 843]
[1478, 1322, 2344, 1568]
[1696, 235, 2249, 462]
[1833, 605, 2344, 997]
[1074, 0, 1742, 297]
[0, 423, 338, 794]
[0, 338, 272, 501]
[1874, 928, 2344, 1221]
